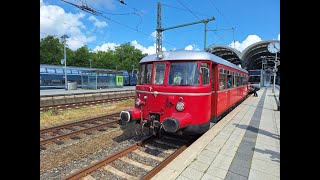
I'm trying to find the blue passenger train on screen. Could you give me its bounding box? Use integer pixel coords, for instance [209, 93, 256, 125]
[40, 64, 138, 89]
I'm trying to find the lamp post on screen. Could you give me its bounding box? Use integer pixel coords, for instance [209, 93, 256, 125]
[273, 53, 278, 93]
[61, 34, 69, 90]
[261, 56, 267, 87]
[267, 41, 280, 93]
[89, 59, 92, 68]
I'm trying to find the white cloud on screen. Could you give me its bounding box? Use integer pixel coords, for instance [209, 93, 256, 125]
[40, 0, 95, 50]
[229, 35, 262, 52]
[88, 16, 107, 28]
[94, 42, 120, 51]
[131, 40, 166, 55]
[185, 45, 193, 50]
[278, 34, 280, 40]
[184, 45, 200, 51]
[151, 31, 157, 40]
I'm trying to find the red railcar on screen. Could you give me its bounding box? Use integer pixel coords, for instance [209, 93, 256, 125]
[120, 50, 249, 136]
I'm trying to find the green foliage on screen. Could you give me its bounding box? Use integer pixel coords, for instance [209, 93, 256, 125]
[40, 38, 145, 72]
[72, 46, 91, 67]
[114, 43, 144, 72]
[40, 35, 64, 65]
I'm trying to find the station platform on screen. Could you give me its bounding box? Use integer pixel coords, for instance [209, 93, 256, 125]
[40, 86, 136, 97]
[152, 87, 280, 180]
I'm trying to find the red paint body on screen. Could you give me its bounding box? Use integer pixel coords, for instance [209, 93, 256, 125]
[120, 51, 249, 135]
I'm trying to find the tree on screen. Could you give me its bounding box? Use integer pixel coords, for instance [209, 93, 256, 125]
[71, 46, 91, 67]
[91, 50, 115, 69]
[114, 43, 144, 72]
[40, 35, 64, 65]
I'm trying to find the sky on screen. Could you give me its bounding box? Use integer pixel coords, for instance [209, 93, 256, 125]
[40, 0, 280, 54]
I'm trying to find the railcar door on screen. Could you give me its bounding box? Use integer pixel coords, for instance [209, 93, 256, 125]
[216, 67, 228, 118]
[226, 70, 233, 107]
[211, 63, 218, 122]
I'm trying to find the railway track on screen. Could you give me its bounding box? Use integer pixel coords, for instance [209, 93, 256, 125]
[63, 134, 197, 180]
[40, 113, 121, 149]
[40, 96, 134, 111]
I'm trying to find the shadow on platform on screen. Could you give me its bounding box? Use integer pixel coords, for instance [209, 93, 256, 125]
[233, 124, 280, 140]
[254, 147, 280, 163]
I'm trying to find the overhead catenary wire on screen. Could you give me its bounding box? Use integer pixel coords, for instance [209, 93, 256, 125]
[207, 0, 245, 44]
[175, 0, 228, 46]
[59, 0, 176, 47]
[162, 3, 209, 17]
[40, 16, 83, 29]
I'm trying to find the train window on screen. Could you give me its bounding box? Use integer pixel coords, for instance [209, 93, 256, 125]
[56, 68, 64, 74]
[66, 69, 72, 74]
[72, 70, 79, 74]
[168, 62, 199, 86]
[43, 80, 51, 85]
[153, 63, 166, 85]
[227, 71, 233, 89]
[219, 68, 226, 90]
[235, 72, 241, 87]
[40, 67, 47, 73]
[241, 74, 244, 86]
[139, 63, 152, 84]
[245, 75, 247, 85]
[200, 63, 210, 85]
[237, 73, 240, 86]
[47, 68, 56, 73]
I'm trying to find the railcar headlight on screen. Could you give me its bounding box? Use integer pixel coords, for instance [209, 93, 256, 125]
[135, 98, 141, 106]
[176, 102, 185, 111]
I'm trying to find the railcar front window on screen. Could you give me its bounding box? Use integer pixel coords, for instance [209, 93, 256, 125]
[153, 63, 166, 85]
[200, 63, 210, 85]
[168, 62, 199, 86]
[139, 64, 152, 84]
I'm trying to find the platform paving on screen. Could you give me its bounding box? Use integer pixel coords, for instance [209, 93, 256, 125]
[152, 87, 280, 180]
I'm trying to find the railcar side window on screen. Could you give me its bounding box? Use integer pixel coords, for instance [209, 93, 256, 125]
[153, 63, 166, 85]
[168, 62, 199, 86]
[219, 68, 226, 90]
[200, 63, 210, 85]
[243, 75, 248, 85]
[227, 71, 233, 89]
[235, 73, 240, 87]
[241, 75, 244, 85]
[139, 64, 152, 84]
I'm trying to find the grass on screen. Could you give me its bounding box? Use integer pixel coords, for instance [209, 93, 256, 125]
[40, 99, 134, 129]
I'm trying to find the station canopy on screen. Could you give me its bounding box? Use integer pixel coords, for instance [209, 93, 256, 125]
[206, 45, 242, 65]
[206, 40, 280, 72]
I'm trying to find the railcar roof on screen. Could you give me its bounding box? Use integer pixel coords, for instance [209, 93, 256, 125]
[140, 50, 248, 73]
